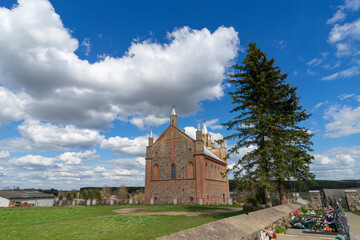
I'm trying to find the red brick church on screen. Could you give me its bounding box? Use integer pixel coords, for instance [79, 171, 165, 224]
[144, 108, 230, 205]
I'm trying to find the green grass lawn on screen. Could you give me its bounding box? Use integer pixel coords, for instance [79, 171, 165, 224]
[353, 211, 360, 216]
[0, 205, 247, 240]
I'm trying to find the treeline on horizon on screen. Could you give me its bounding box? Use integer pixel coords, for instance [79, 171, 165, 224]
[6, 180, 360, 196]
[228, 179, 360, 192]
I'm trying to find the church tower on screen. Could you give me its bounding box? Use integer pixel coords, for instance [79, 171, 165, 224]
[170, 107, 177, 127]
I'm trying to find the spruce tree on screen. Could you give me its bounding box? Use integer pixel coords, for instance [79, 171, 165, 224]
[223, 42, 314, 205]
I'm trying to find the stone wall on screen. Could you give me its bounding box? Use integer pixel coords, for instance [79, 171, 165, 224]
[151, 179, 197, 204]
[345, 190, 360, 211]
[157, 202, 306, 240]
[309, 190, 322, 209]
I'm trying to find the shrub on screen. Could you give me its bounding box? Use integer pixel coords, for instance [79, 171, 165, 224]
[275, 227, 287, 234]
[243, 197, 259, 206]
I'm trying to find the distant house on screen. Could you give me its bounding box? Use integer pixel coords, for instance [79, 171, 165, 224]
[0, 190, 54, 207]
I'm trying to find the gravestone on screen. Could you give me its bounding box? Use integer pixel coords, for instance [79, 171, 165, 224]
[129, 199, 133, 204]
[72, 200, 76, 206]
[87, 199, 91, 206]
[59, 200, 63, 206]
[110, 200, 114, 205]
[150, 198, 154, 205]
[173, 199, 177, 205]
[227, 198, 233, 205]
[199, 198, 204, 205]
[309, 190, 322, 209]
[344, 190, 360, 211]
[92, 199, 97, 205]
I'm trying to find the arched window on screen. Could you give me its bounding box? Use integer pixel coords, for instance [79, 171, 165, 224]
[171, 164, 176, 180]
[187, 162, 194, 178]
[153, 164, 159, 180]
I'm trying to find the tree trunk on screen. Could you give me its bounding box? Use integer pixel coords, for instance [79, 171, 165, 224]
[279, 179, 285, 205]
[265, 188, 272, 207]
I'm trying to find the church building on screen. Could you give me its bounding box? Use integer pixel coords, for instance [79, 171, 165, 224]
[144, 108, 230, 205]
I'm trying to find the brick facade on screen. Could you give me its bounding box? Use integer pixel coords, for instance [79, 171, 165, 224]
[144, 110, 230, 205]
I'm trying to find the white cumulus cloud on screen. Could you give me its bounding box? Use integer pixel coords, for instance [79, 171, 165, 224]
[0, 0, 239, 130]
[0, 120, 104, 152]
[324, 104, 360, 138]
[100, 135, 150, 156]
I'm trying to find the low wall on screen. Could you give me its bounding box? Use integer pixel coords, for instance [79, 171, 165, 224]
[157, 201, 308, 240]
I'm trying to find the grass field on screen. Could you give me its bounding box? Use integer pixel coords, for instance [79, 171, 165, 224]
[353, 211, 360, 216]
[0, 205, 247, 240]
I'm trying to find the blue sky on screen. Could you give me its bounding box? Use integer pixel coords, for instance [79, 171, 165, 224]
[0, 0, 359, 190]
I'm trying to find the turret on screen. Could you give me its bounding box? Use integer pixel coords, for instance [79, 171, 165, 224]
[148, 130, 153, 147]
[196, 122, 202, 140]
[195, 122, 204, 153]
[170, 107, 177, 128]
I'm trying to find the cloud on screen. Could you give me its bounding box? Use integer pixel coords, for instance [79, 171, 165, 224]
[311, 145, 360, 179]
[0, 87, 27, 125]
[327, 0, 360, 25]
[312, 102, 328, 112]
[0, 0, 239, 130]
[335, 42, 352, 57]
[323, 145, 360, 155]
[0, 120, 104, 152]
[57, 150, 99, 165]
[273, 39, 286, 50]
[307, 57, 323, 67]
[9, 149, 99, 169]
[321, 66, 360, 80]
[107, 157, 145, 170]
[205, 119, 223, 130]
[81, 38, 91, 56]
[10, 154, 57, 170]
[0, 151, 10, 159]
[345, 0, 360, 11]
[338, 93, 356, 100]
[327, 7, 346, 25]
[328, 18, 360, 56]
[100, 135, 150, 156]
[129, 115, 168, 129]
[324, 104, 360, 138]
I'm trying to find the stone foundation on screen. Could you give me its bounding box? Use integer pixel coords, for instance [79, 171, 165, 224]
[345, 190, 360, 211]
[309, 190, 322, 209]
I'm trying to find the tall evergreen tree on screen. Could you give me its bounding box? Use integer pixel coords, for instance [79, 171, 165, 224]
[223, 42, 315, 205]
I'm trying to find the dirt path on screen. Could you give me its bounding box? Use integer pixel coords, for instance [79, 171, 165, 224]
[112, 207, 242, 216]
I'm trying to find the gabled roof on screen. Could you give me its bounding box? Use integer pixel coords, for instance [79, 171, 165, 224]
[204, 148, 224, 163]
[152, 125, 195, 148]
[152, 124, 225, 163]
[0, 190, 54, 199]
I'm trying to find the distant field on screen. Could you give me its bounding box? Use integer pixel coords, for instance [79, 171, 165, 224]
[0, 205, 246, 240]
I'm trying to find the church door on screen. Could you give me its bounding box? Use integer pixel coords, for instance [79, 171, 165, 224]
[171, 164, 176, 179]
